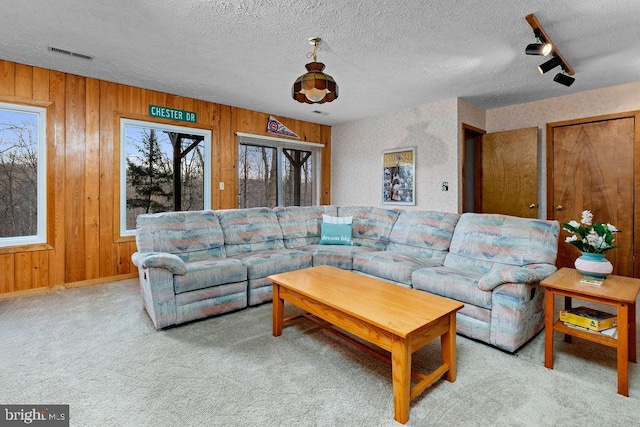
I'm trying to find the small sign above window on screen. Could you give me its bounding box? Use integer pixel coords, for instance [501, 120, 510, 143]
[149, 105, 197, 123]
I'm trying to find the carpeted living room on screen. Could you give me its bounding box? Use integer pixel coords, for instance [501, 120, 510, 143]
[2, 1, 640, 426]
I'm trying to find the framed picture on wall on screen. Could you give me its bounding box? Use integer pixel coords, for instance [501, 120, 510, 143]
[382, 147, 415, 205]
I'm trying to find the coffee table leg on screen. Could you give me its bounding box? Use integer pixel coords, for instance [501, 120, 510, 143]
[391, 336, 411, 424]
[442, 313, 457, 382]
[272, 283, 283, 337]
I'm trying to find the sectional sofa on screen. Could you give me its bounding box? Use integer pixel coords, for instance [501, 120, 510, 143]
[132, 206, 559, 352]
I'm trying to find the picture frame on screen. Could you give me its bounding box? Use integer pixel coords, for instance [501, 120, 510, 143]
[382, 147, 415, 205]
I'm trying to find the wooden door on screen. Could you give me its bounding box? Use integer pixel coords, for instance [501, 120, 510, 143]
[549, 117, 635, 277]
[480, 127, 538, 218]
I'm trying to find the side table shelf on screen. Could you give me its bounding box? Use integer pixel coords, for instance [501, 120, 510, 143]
[540, 267, 640, 397]
[554, 320, 617, 347]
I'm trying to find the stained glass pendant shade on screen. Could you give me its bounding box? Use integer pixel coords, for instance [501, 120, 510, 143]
[292, 37, 339, 104]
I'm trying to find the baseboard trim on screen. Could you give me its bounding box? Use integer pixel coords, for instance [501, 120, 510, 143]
[0, 273, 138, 301]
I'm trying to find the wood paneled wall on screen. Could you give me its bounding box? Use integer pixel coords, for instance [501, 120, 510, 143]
[0, 59, 331, 297]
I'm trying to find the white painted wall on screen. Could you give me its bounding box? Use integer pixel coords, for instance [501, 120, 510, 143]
[332, 98, 460, 213]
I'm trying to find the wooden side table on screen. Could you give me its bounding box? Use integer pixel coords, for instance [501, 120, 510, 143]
[540, 267, 640, 396]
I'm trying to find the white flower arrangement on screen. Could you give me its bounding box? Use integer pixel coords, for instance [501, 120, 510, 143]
[562, 210, 620, 254]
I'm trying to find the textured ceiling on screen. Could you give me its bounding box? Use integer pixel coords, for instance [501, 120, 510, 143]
[1, 0, 639, 126]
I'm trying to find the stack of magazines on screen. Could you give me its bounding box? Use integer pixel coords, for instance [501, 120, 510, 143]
[560, 306, 618, 338]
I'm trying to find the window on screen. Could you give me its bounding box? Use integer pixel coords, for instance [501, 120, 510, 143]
[237, 133, 322, 208]
[282, 147, 314, 206]
[238, 144, 278, 208]
[0, 102, 47, 247]
[120, 119, 211, 236]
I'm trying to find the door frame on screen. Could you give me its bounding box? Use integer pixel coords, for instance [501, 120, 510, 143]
[460, 123, 485, 213]
[546, 110, 640, 277]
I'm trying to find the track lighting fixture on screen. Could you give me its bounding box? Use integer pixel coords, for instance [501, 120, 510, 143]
[553, 72, 575, 87]
[537, 56, 563, 74]
[525, 14, 576, 87]
[525, 29, 552, 56]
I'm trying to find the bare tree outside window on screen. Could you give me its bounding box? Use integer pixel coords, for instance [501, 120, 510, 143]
[238, 141, 318, 208]
[123, 122, 209, 231]
[126, 129, 174, 223]
[283, 148, 313, 207]
[0, 109, 39, 238]
[180, 138, 206, 211]
[238, 144, 277, 208]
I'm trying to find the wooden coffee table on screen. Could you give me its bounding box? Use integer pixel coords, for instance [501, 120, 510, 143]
[268, 265, 463, 424]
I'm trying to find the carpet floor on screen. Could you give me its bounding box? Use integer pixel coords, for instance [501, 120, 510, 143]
[1, 279, 639, 426]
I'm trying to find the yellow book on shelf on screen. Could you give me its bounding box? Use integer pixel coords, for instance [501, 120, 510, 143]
[559, 306, 617, 331]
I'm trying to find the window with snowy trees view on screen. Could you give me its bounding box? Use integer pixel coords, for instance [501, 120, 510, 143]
[0, 103, 47, 247]
[120, 119, 211, 235]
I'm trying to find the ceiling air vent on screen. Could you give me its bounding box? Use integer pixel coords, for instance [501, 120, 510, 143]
[48, 46, 93, 60]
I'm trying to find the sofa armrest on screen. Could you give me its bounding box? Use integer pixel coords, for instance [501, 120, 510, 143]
[132, 252, 187, 275]
[478, 263, 557, 291]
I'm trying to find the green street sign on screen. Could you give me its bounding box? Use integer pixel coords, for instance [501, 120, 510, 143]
[149, 105, 197, 123]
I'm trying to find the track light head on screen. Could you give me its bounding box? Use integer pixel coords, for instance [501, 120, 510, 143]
[526, 43, 552, 56]
[553, 73, 575, 87]
[526, 28, 552, 56]
[538, 56, 563, 74]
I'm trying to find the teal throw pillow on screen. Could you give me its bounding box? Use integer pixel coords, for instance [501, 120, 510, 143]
[319, 223, 353, 245]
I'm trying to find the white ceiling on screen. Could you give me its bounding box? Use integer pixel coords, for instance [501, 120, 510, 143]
[2, 0, 639, 126]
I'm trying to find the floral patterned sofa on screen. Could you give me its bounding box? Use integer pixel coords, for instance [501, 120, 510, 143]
[132, 206, 559, 352]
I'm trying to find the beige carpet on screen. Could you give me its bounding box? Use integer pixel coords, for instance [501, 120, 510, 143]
[0, 279, 638, 426]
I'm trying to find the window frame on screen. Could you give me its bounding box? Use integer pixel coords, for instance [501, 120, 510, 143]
[119, 118, 212, 237]
[0, 101, 47, 248]
[236, 132, 323, 207]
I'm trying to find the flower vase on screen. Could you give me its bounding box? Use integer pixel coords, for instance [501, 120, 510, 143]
[574, 252, 613, 279]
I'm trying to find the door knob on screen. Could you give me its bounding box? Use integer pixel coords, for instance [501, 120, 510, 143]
[529, 203, 538, 209]
[555, 205, 563, 211]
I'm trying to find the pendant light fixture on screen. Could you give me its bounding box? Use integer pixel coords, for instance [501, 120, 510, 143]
[292, 37, 339, 104]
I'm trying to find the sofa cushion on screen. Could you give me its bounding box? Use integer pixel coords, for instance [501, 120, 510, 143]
[217, 207, 285, 256]
[386, 210, 460, 259]
[229, 249, 312, 279]
[274, 206, 338, 249]
[412, 266, 492, 309]
[136, 210, 226, 261]
[173, 258, 247, 294]
[337, 206, 401, 249]
[353, 251, 442, 286]
[445, 213, 559, 273]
